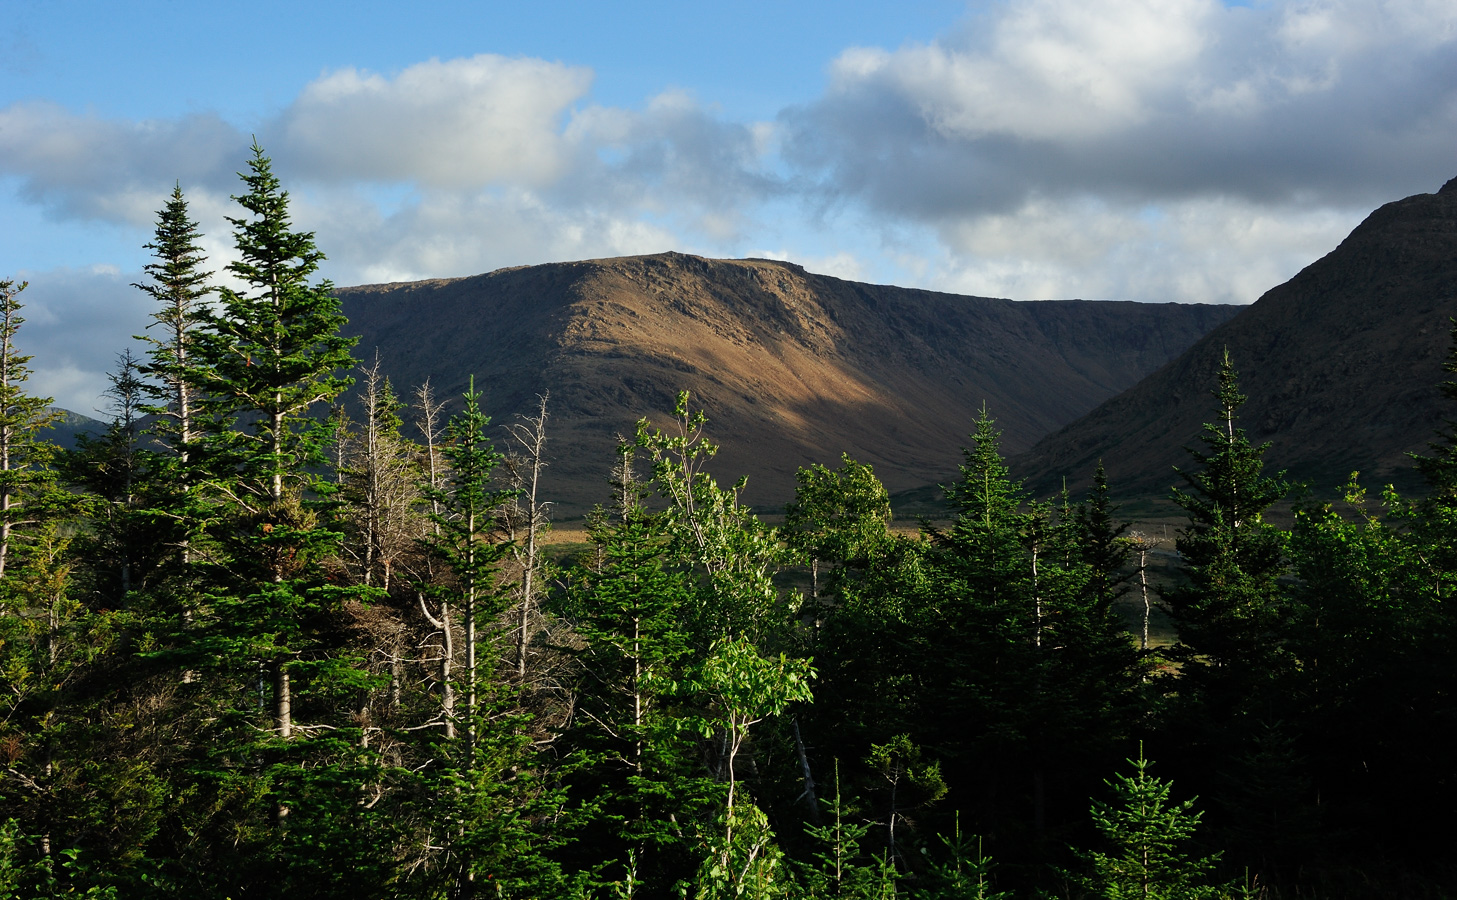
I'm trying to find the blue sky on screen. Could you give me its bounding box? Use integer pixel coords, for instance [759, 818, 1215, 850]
[2, 0, 1455, 412]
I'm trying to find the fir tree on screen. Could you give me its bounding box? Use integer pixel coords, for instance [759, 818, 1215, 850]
[1165, 352, 1292, 711]
[0, 279, 61, 582]
[1075, 750, 1234, 900]
[134, 183, 212, 476]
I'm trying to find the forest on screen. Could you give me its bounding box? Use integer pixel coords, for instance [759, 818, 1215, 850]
[2, 146, 1457, 900]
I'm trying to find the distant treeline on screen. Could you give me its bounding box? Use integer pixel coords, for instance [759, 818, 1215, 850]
[3, 147, 1457, 900]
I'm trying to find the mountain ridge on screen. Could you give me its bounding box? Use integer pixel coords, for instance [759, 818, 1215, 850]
[338, 253, 1238, 513]
[1013, 179, 1457, 500]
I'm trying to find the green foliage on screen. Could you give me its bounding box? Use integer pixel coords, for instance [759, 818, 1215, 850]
[1166, 352, 1292, 685]
[634, 392, 787, 645]
[798, 762, 896, 900]
[784, 454, 893, 601]
[914, 817, 1009, 900]
[1075, 751, 1232, 900]
[133, 183, 212, 457]
[195, 141, 356, 505]
[1077, 462, 1132, 613]
[866, 734, 946, 869]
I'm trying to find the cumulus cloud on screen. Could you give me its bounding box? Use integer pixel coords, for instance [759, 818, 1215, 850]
[3, 0, 1457, 409]
[0, 102, 242, 225]
[10, 267, 151, 414]
[298, 187, 683, 285]
[784, 0, 1457, 213]
[273, 55, 593, 189]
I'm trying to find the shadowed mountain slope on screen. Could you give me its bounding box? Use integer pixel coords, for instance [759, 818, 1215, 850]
[337, 253, 1237, 513]
[1015, 178, 1457, 500]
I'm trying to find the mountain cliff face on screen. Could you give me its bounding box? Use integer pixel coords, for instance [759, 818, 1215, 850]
[1014, 178, 1457, 499]
[337, 253, 1238, 512]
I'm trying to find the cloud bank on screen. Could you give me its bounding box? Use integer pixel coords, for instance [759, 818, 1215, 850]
[2, 0, 1455, 410]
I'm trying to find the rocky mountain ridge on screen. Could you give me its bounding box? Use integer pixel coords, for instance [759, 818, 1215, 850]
[338, 254, 1237, 513]
[1014, 177, 1457, 500]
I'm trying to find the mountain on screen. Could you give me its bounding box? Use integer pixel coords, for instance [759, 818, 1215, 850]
[44, 408, 108, 448]
[1014, 177, 1457, 500]
[337, 253, 1238, 513]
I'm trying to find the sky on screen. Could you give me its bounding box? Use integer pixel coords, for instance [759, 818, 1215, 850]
[2, 0, 1455, 414]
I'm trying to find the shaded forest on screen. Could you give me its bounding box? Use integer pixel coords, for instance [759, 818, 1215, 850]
[4, 148, 1457, 899]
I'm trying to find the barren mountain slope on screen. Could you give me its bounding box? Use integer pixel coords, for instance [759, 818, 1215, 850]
[1015, 178, 1457, 500]
[338, 253, 1237, 512]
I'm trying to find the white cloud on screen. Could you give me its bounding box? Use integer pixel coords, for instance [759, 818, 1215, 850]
[9, 266, 151, 414]
[921, 195, 1363, 304]
[786, 0, 1457, 212]
[274, 55, 593, 189]
[3, 0, 1457, 413]
[300, 187, 682, 284]
[0, 102, 241, 224]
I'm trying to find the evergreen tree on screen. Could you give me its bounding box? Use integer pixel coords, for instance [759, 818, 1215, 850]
[1077, 461, 1133, 613]
[197, 142, 355, 506]
[1165, 352, 1293, 715]
[134, 183, 212, 478]
[190, 140, 360, 741]
[407, 381, 568, 897]
[417, 377, 513, 750]
[1074, 751, 1236, 900]
[0, 279, 62, 582]
[561, 486, 704, 889]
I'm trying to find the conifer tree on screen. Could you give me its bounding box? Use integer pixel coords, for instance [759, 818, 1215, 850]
[1075, 751, 1237, 900]
[190, 142, 359, 743]
[1166, 352, 1292, 710]
[1078, 461, 1133, 612]
[198, 142, 356, 509]
[134, 184, 212, 478]
[0, 279, 61, 582]
[417, 378, 513, 751]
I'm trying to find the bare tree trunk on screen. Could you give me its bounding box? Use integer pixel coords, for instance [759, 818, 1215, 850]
[275, 661, 292, 739]
[793, 717, 821, 824]
[506, 394, 551, 681]
[1127, 532, 1156, 652]
[413, 381, 457, 740]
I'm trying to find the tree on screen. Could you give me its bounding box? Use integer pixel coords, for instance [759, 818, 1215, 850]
[1077, 461, 1132, 614]
[1074, 750, 1236, 900]
[501, 393, 551, 681]
[690, 637, 814, 900]
[0, 279, 61, 582]
[865, 734, 946, 870]
[197, 141, 356, 511]
[417, 377, 513, 751]
[634, 392, 786, 646]
[340, 353, 420, 593]
[1165, 352, 1293, 713]
[191, 141, 359, 742]
[134, 183, 212, 488]
[784, 454, 893, 605]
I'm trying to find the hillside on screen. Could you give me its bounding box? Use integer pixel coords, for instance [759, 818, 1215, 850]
[337, 253, 1238, 513]
[1015, 177, 1457, 500]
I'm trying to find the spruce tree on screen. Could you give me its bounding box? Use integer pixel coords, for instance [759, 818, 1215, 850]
[134, 183, 212, 474]
[417, 377, 513, 752]
[198, 141, 356, 509]
[0, 279, 61, 582]
[191, 142, 359, 742]
[1166, 352, 1292, 711]
[1075, 751, 1235, 900]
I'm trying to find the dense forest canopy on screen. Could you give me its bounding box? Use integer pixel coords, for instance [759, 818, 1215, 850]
[3, 149, 1457, 899]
